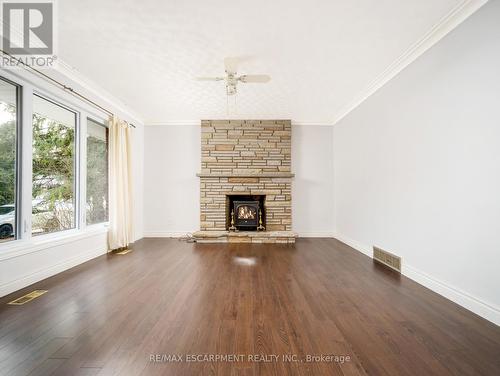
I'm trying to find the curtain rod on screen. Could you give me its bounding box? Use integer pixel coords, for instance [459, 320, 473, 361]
[0, 49, 136, 128]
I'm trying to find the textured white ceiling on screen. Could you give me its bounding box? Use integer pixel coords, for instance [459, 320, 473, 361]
[58, 0, 461, 124]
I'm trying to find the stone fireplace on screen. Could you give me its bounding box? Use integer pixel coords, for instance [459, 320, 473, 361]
[193, 120, 297, 243]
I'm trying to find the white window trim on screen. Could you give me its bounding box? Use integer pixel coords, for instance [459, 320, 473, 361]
[84, 116, 110, 228]
[32, 91, 81, 238]
[20, 84, 33, 240]
[0, 225, 107, 261]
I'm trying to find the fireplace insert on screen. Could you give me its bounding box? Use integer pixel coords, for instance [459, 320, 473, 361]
[227, 195, 265, 231]
[234, 201, 259, 228]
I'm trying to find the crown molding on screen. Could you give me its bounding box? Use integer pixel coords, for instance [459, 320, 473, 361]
[145, 120, 334, 127]
[292, 121, 333, 127]
[54, 59, 144, 125]
[145, 121, 200, 126]
[51, 0, 486, 127]
[331, 0, 489, 126]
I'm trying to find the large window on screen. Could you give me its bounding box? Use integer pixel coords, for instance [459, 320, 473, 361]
[86, 118, 108, 225]
[0, 79, 18, 242]
[0, 74, 112, 247]
[32, 95, 77, 236]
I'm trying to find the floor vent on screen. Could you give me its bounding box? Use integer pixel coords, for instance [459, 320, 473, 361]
[7, 290, 48, 305]
[373, 247, 401, 273]
[115, 249, 133, 255]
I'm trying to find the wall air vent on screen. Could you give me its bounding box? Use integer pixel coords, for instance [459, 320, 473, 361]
[7, 290, 48, 305]
[373, 246, 401, 273]
[115, 248, 133, 255]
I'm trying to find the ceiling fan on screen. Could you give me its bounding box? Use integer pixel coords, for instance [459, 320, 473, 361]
[196, 57, 271, 96]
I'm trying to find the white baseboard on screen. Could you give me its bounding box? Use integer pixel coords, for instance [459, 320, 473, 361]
[334, 234, 372, 256]
[296, 232, 336, 238]
[144, 231, 335, 238]
[403, 264, 500, 326]
[143, 231, 194, 238]
[0, 246, 107, 298]
[334, 233, 500, 326]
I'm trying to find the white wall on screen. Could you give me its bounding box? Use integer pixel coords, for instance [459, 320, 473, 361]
[292, 124, 334, 236]
[131, 124, 145, 241]
[143, 124, 201, 236]
[143, 123, 334, 237]
[334, 0, 500, 325]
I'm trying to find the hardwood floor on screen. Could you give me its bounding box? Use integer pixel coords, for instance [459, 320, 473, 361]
[0, 238, 499, 376]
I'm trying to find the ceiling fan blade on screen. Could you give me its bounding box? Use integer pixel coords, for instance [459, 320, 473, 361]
[195, 77, 224, 81]
[238, 74, 271, 83]
[224, 57, 238, 74]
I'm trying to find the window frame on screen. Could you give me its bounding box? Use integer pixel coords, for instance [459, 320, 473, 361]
[0, 69, 110, 256]
[31, 92, 80, 237]
[85, 117, 109, 227]
[0, 76, 22, 242]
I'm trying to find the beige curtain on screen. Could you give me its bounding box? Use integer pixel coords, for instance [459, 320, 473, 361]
[108, 115, 134, 250]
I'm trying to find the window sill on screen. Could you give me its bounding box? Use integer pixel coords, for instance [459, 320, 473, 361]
[0, 224, 108, 261]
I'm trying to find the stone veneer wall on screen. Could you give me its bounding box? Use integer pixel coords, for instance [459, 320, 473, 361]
[199, 120, 293, 232]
